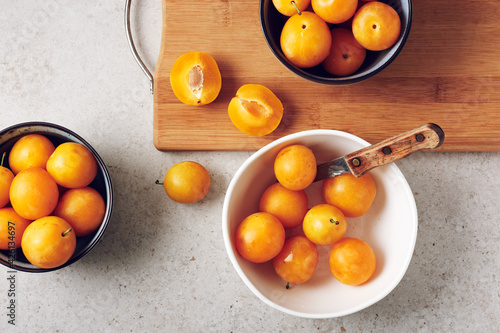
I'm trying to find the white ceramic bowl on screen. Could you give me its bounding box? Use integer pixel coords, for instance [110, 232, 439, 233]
[222, 129, 417, 318]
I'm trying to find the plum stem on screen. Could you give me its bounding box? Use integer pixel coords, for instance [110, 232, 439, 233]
[155, 180, 164, 185]
[61, 228, 72, 237]
[330, 218, 339, 225]
[286, 282, 290, 289]
[290, 1, 301, 15]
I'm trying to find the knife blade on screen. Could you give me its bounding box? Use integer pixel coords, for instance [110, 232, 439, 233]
[314, 123, 445, 182]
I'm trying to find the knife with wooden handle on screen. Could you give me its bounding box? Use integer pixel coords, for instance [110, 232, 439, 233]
[314, 123, 445, 182]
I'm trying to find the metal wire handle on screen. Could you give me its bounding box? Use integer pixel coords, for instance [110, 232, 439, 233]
[125, 0, 154, 94]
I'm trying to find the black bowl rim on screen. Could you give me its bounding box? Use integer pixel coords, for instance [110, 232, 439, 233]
[259, 0, 413, 85]
[0, 121, 113, 273]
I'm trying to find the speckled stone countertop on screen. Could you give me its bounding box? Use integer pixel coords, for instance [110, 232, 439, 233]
[1, 1, 499, 332]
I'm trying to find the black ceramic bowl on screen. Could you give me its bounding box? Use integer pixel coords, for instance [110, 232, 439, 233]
[260, 0, 412, 84]
[0, 122, 113, 273]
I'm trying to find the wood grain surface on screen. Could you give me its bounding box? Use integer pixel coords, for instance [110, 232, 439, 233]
[153, 0, 500, 151]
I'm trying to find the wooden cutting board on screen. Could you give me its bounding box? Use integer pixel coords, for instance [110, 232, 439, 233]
[153, 0, 500, 151]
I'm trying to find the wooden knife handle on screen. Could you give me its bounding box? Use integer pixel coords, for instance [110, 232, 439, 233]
[345, 123, 445, 177]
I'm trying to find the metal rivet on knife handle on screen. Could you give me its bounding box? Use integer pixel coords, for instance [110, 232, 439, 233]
[416, 133, 425, 142]
[382, 146, 392, 155]
[352, 158, 361, 167]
